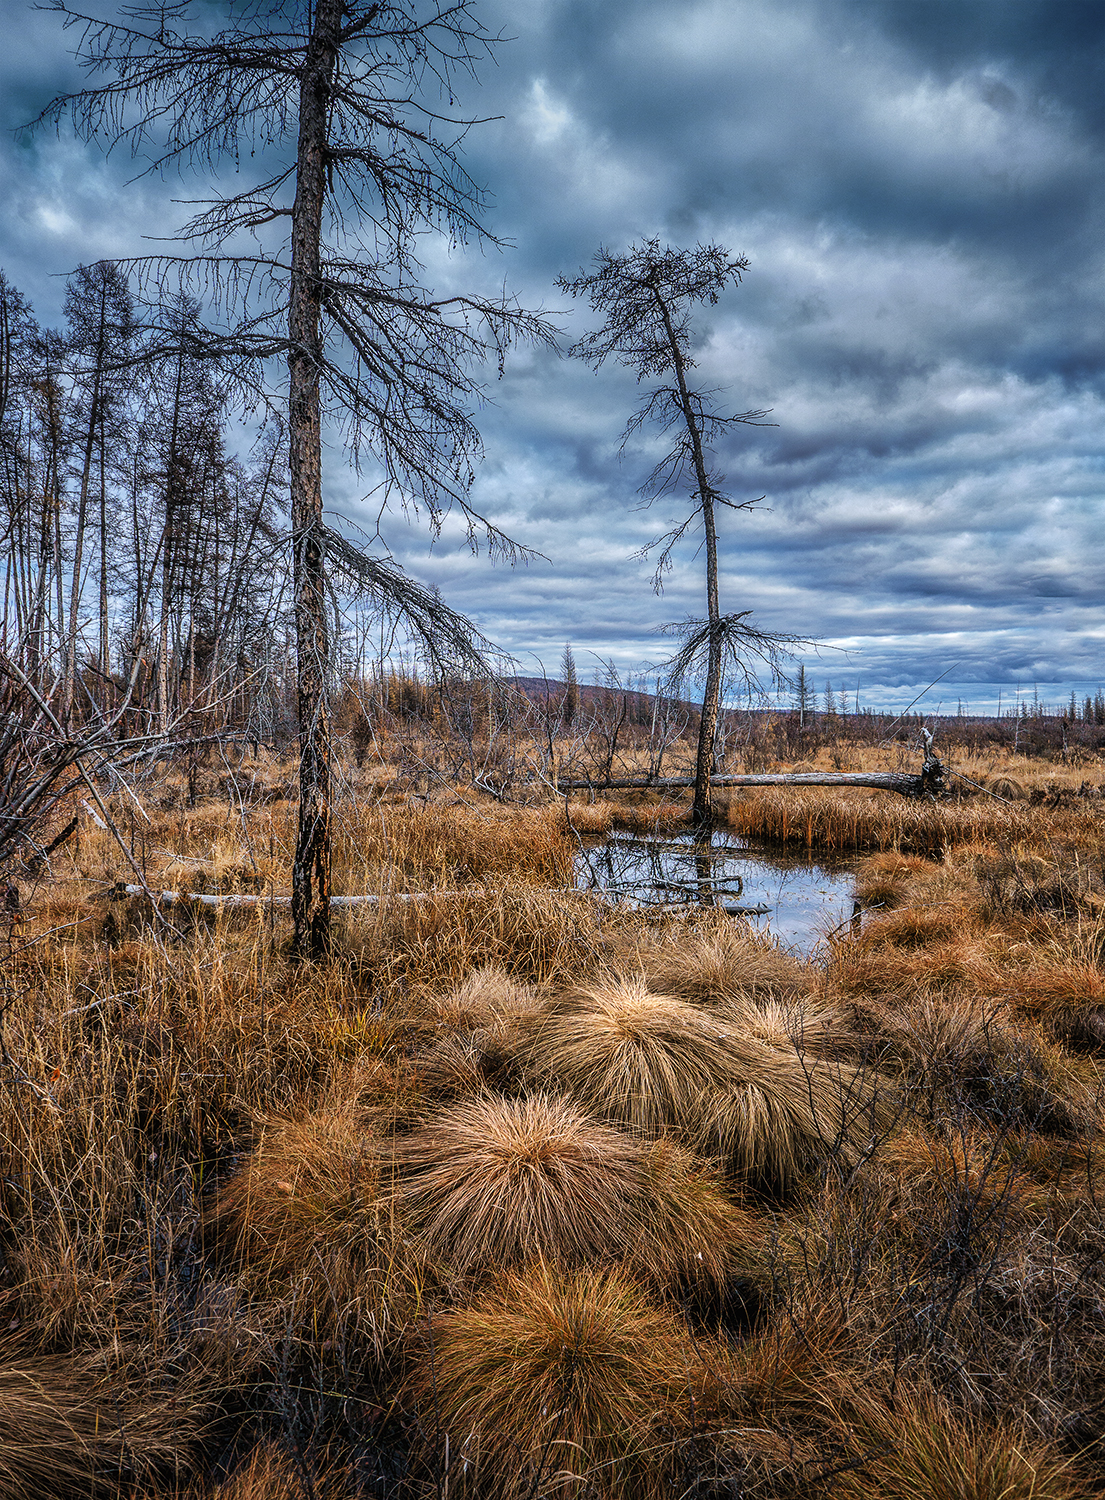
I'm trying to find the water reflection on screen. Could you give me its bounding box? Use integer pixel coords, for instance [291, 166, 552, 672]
[576, 829, 856, 956]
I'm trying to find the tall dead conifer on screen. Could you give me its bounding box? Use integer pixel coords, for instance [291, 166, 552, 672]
[35, 0, 555, 957]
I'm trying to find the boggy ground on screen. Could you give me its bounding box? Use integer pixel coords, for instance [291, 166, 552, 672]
[1, 745, 1105, 1498]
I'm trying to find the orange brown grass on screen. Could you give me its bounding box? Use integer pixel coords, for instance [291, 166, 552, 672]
[519, 977, 896, 1192]
[723, 786, 1037, 855]
[207, 1088, 419, 1344]
[634, 920, 809, 1004]
[387, 1092, 756, 1292]
[821, 1387, 1090, 1500]
[407, 1263, 692, 1500]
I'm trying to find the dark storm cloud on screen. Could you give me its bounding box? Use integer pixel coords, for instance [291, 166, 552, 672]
[1, 0, 1102, 710]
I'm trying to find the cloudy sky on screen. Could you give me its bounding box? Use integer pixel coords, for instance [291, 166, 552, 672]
[2, 0, 1103, 712]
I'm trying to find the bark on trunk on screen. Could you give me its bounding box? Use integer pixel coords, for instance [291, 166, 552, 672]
[650, 284, 721, 826]
[289, 0, 342, 961]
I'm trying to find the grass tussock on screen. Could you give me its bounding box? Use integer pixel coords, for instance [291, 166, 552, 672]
[519, 976, 895, 1192]
[407, 1263, 691, 1500]
[5, 743, 1105, 1498]
[387, 1092, 756, 1295]
[822, 1388, 1090, 1500]
[342, 886, 638, 994]
[206, 1084, 422, 1348]
[632, 919, 810, 1005]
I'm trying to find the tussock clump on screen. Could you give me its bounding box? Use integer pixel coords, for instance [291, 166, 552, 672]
[684, 1318, 858, 1484]
[637, 922, 809, 1005]
[871, 1125, 1045, 1250]
[427, 963, 536, 1028]
[722, 993, 862, 1061]
[824, 1388, 1089, 1500]
[978, 959, 1105, 1051]
[408, 1022, 522, 1100]
[862, 904, 977, 950]
[520, 978, 744, 1137]
[192, 1444, 359, 1500]
[207, 1093, 416, 1341]
[854, 852, 933, 910]
[519, 978, 896, 1193]
[388, 1092, 755, 1293]
[407, 1264, 690, 1500]
[858, 996, 1099, 1136]
[343, 886, 629, 993]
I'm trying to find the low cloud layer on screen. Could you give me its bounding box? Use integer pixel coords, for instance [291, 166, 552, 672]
[2, 0, 1102, 711]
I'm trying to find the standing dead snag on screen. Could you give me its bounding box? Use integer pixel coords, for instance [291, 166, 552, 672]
[36, 0, 557, 960]
[558, 240, 792, 826]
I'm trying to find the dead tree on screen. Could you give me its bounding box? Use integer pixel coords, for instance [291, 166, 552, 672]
[557, 730, 948, 800]
[36, 0, 557, 959]
[559, 240, 789, 826]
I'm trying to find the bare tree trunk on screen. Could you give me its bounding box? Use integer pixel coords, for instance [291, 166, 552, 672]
[650, 286, 721, 825]
[64, 382, 100, 725]
[98, 423, 109, 679]
[289, 0, 342, 962]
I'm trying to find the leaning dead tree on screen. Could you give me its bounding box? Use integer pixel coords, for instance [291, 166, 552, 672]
[558, 730, 948, 800]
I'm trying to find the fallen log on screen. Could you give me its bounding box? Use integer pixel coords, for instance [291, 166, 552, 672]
[117, 886, 452, 907]
[114, 884, 770, 917]
[558, 732, 947, 800]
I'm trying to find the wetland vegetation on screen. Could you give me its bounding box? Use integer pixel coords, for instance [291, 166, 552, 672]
[2, 704, 1105, 1499]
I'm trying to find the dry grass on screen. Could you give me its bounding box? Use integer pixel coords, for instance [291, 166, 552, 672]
[518, 976, 896, 1192]
[822, 1388, 1090, 1500]
[723, 785, 1048, 854]
[332, 799, 574, 892]
[341, 886, 637, 994]
[632, 920, 809, 1005]
[4, 744, 1105, 1496]
[386, 1092, 756, 1296]
[407, 1263, 692, 1500]
[0, 1344, 215, 1499]
[206, 1084, 422, 1349]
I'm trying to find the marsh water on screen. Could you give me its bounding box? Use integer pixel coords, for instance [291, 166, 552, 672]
[575, 829, 857, 956]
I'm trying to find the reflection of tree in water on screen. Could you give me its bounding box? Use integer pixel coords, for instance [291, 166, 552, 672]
[585, 832, 745, 908]
[574, 832, 857, 955]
